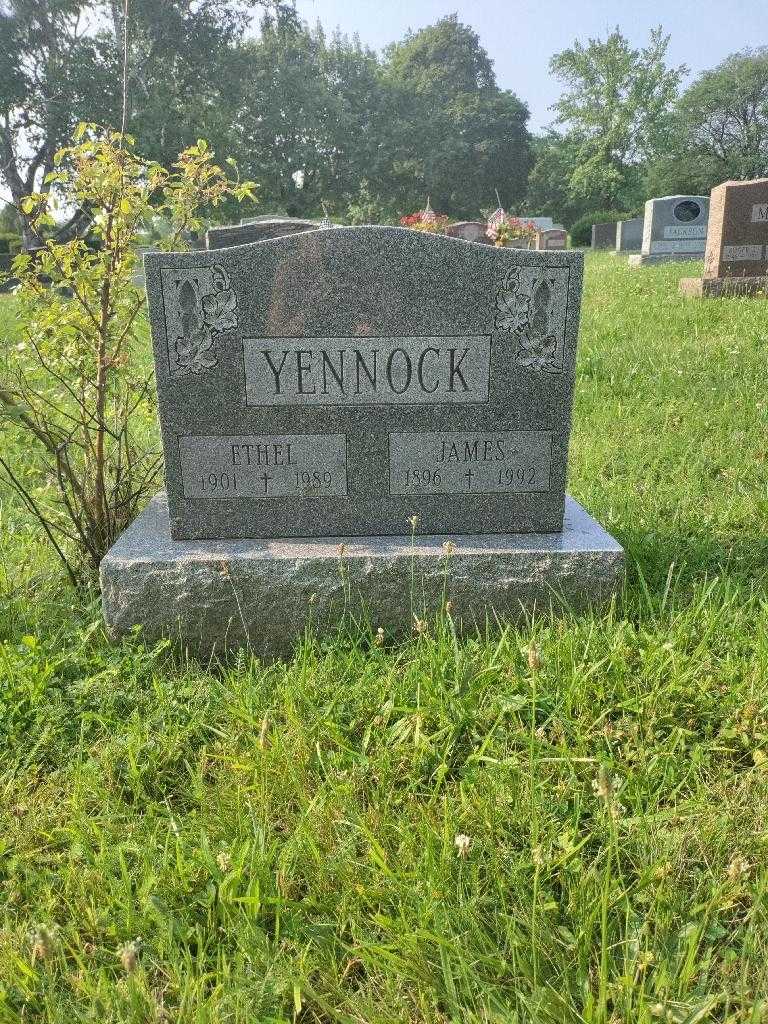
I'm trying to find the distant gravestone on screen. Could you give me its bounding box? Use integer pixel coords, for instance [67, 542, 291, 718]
[206, 218, 320, 249]
[446, 221, 490, 243]
[101, 227, 623, 656]
[615, 218, 642, 252]
[241, 215, 289, 225]
[591, 223, 617, 250]
[681, 179, 768, 296]
[535, 228, 567, 251]
[517, 216, 553, 231]
[628, 196, 709, 267]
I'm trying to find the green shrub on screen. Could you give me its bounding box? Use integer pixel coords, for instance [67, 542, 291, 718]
[0, 231, 21, 254]
[569, 211, 631, 247]
[0, 125, 256, 584]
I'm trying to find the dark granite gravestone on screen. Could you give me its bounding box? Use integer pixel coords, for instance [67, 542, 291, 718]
[615, 218, 643, 252]
[101, 226, 623, 654]
[144, 227, 584, 540]
[681, 179, 768, 297]
[206, 218, 320, 249]
[629, 196, 709, 267]
[591, 223, 617, 250]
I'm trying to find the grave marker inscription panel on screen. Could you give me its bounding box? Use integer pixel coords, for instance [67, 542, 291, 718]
[144, 227, 583, 540]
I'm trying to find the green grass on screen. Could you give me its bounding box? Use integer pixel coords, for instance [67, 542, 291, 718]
[1, 255, 768, 1022]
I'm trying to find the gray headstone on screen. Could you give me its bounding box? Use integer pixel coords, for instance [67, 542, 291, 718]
[629, 196, 709, 266]
[206, 218, 320, 250]
[591, 222, 618, 249]
[615, 218, 643, 252]
[143, 226, 585, 541]
[446, 221, 490, 243]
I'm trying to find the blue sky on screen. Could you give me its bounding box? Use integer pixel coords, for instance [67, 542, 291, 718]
[292, 0, 768, 130]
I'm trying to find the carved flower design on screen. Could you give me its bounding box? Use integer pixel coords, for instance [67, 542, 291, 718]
[517, 334, 557, 369]
[170, 264, 238, 379]
[175, 325, 217, 374]
[494, 266, 563, 373]
[201, 287, 237, 334]
[495, 268, 531, 333]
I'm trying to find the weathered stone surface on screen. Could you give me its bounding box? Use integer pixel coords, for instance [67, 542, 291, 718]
[101, 493, 625, 658]
[535, 228, 567, 250]
[679, 275, 768, 298]
[144, 226, 584, 540]
[206, 218, 320, 249]
[446, 221, 490, 243]
[591, 223, 617, 249]
[629, 195, 709, 267]
[615, 218, 642, 252]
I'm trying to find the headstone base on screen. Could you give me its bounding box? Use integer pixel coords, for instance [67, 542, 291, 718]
[101, 494, 624, 659]
[679, 276, 768, 298]
[628, 253, 703, 268]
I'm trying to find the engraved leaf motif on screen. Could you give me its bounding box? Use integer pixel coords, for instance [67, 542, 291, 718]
[201, 288, 237, 333]
[178, 279, 197, 311]
[175, 335, 197, 372]
[518, 334, 557, 369]
[495, 269, 530, 333]
[495, 294, 530, 334]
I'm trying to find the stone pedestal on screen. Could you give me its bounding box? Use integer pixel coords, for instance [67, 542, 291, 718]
[101, 494, 624, 659]
[679, 276, 768, 298]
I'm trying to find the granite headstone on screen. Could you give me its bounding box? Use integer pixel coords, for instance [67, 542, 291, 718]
[615, 218, 643, 252]
[629, 196, 709, 267]
[206, 218, 320, 250]
[143, 226, 584, 540]
[681, 179, 768, 296]
[101, 226, 624, 654]
[591, 222, 618, 250]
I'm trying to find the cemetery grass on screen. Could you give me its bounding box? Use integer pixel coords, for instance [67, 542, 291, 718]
[1, 255, 767, 1023]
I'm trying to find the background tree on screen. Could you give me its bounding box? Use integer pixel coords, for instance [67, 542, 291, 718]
[523, 133, 592, 226]
[0, 0, 113, 246]
[647, 48, 768, 195]
[0, 0, 279, 246]
[548, 26, 686, 213]
[382, 16, 532, 217]
[233, 12, 391, 217]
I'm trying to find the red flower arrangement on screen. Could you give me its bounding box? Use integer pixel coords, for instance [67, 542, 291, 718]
[486, 212, 537, 248]
[399, 198, 450, 234]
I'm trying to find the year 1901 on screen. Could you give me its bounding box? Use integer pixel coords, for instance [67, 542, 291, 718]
[197, 472, 238, 491]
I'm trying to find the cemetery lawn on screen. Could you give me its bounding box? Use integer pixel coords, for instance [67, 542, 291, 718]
[2, 254, 768, 1023]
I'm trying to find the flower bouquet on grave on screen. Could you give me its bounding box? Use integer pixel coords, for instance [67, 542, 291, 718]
[486, 210, 537, 248]
[399, 198, 450, 235]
